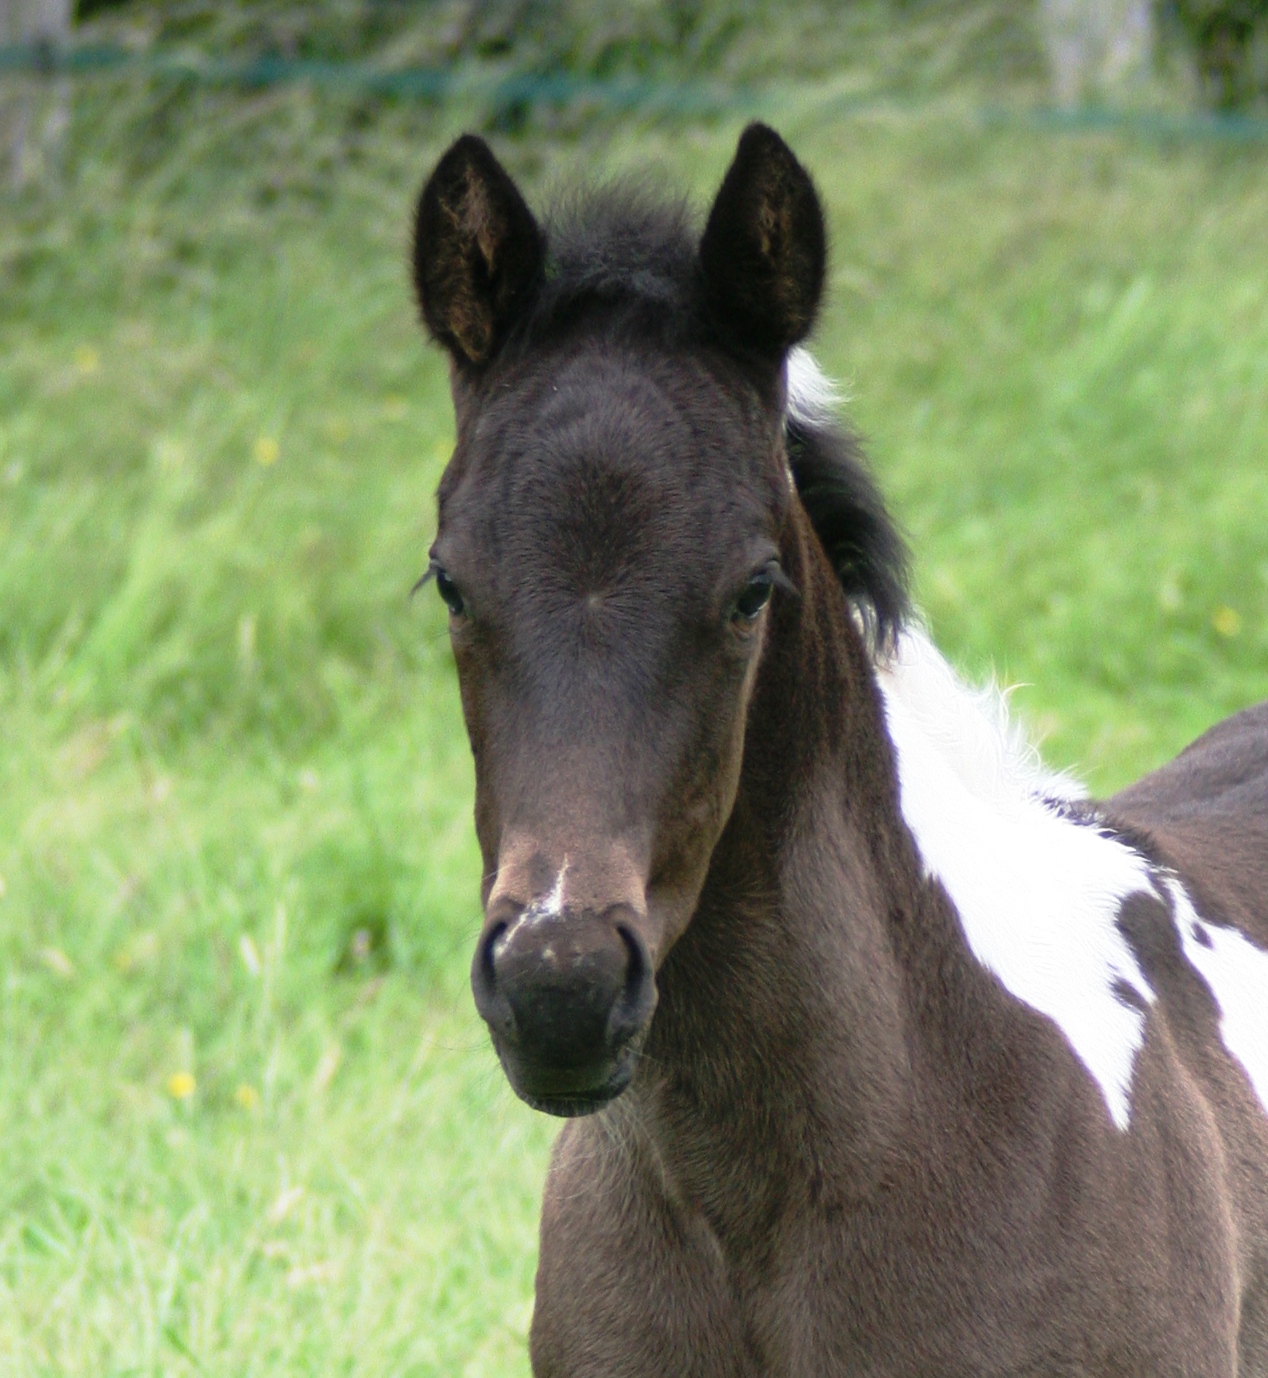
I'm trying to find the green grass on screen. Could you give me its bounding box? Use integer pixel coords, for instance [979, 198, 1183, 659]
[2, 36, 1268, 1377]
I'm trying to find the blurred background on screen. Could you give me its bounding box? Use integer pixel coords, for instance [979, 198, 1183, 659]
[1, 2, 1266, 1373]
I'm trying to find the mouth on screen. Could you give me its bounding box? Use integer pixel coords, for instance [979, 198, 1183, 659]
[494, 1035, 644, 1118]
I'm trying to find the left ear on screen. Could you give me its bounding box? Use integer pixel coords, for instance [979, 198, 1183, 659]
[413, 134, 545, 370]
[699, 123, 827, 357]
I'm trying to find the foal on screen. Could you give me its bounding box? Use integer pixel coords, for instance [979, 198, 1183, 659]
[412, 124, 1268, 1375]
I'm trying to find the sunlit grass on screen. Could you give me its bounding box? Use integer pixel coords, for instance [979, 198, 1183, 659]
[1, 47, 1267, 1377]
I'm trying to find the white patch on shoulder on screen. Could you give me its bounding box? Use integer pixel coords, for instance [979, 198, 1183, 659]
[875, 628, 1156, 1130]
[785, 347, 844, 429]
[1166, 878, 1268, 1112]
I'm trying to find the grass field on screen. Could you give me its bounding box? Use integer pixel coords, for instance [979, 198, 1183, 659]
[2, 25, 1268, 1374]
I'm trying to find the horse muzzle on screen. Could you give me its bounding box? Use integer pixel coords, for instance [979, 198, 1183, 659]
[472, 899, 657, 1116]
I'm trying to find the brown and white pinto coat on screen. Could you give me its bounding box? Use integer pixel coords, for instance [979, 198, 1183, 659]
[411, 124, 1268, 1376]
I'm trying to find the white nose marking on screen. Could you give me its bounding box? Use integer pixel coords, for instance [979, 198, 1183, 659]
[541, 858, 569, 917]
[499, 857, 570, 950]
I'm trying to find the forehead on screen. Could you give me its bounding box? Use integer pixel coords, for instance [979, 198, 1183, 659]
[440, 342, 786, 576]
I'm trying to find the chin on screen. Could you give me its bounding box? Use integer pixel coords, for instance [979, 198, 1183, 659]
[498, 1043, 642, 1118]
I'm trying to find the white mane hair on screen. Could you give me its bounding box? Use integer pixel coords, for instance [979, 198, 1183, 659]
[785, 345, 845, 429]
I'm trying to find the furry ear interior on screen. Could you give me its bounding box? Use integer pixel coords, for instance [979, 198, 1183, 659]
[413, 135, 545, 368]
[699, 123, 826, 357]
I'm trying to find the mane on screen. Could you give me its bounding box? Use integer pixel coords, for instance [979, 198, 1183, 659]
[784, 350, 910, 649]
[519, 183, 703, 348]
[785, 336, 1268, 1132]
[547, 184, 698, 301]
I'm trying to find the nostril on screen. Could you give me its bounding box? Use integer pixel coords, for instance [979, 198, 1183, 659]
[479, 922, 507, 992]
[617, 924, 645, 994]
[472, 922, 517, 1042]
[610, 924, 656, 1042]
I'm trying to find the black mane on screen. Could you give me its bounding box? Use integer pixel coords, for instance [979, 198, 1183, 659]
[786, 415, 910, 650]
[506, 184, 703, 352]
[496, 182, 911, 646]
[547, 186, 698, 308]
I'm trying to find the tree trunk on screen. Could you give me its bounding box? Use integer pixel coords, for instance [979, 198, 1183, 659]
[1, 0, 72, 191]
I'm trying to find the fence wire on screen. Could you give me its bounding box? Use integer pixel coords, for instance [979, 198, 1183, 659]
[3, 40, 1268, 142]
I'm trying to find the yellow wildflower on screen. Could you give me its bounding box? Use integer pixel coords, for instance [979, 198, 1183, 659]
[167, 1071, 196, 1100]
[1212, 606, 1242, 638]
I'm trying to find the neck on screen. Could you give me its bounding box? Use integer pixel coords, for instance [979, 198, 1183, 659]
[631, 505, 926, 1232]
[627, 505, 1175, 1235]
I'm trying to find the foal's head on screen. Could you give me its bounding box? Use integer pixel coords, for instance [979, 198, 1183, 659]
[413, 125, 904, 1115]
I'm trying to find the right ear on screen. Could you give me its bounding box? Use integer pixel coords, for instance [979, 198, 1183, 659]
[699, 123, 826, 358]
[413, 135, 545, 369]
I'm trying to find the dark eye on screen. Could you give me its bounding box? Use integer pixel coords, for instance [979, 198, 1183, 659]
[732, 570, 775, 623]
[434, 566, 465, 618]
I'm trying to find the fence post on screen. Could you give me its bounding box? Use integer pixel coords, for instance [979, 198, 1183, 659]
[1040, 0, 1155, 107]
[1, 0, 72, 191]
